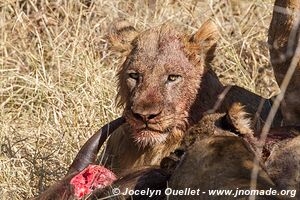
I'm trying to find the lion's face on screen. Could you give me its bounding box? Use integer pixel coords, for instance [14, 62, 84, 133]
[113, 21, 219, 147]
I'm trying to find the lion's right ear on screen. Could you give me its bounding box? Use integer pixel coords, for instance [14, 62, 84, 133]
[186, 20, 219, 64]
[109, 20, 139, 52]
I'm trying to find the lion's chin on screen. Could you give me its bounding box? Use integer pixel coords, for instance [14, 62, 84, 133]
[133, 129, 168, 148]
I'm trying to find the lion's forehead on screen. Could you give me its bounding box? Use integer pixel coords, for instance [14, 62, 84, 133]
[134, 23, 181, 49]
[130, 39, 193, 73]
[129, 24, 193, 69]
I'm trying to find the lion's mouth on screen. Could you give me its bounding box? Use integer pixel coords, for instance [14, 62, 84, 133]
[124, 111, 167, 132]
[133, 128, 169, 147]
[134, 123, 168, 146]
[125, 116, 170, 146]
[124, 109, 187, 146]
[135, 123, 164, 133]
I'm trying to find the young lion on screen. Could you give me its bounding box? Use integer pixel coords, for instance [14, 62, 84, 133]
[100, 20, 282, 175]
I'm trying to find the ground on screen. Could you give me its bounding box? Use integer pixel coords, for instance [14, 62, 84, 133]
[0, 0, 278, 199]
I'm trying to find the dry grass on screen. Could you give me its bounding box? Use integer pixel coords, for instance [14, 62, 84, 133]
[0, 0, 279, 199]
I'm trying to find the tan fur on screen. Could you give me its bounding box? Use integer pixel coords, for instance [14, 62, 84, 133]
[268, 0, 300, 125]
[227, 102, 254, 136]
[101, 20, 281, 175]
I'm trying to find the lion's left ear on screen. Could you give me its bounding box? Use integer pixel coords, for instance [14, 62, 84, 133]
[186, 20, 219, 64]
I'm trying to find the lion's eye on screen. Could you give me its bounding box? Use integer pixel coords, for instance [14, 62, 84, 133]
[129, 72, 139, 80]
[167, 74, 181, 82]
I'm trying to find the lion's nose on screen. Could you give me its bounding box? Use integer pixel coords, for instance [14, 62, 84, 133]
[132, 110, 161, 122]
